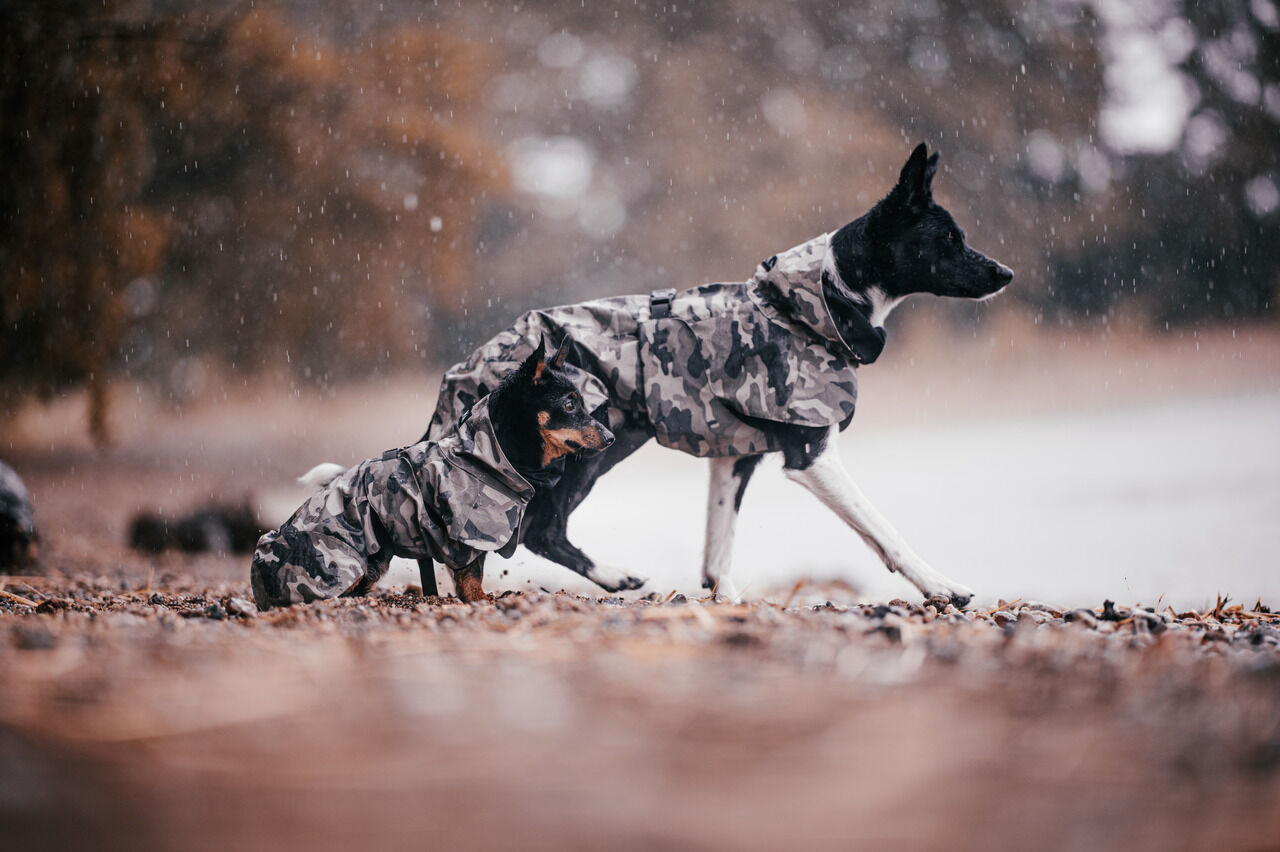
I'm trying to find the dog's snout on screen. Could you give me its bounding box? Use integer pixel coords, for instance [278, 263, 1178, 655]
[993, 262, 1014, 284]
[597, 426, 615, 449]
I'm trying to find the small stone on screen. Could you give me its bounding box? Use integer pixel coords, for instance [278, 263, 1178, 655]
[15, 626, 57, 650]
[868, 623, 902, 643]
[226, 597, 257, 619]
[925, 594, 951, 611]
[204, 601, 227, 620]
[1064, 609, 1098, 629]
[992, 610, 1017, 627]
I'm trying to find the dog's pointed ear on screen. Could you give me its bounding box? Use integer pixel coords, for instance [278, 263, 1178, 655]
[549, 337, 571, 370]
[894, 143, 932, 211]
[924, 151, 940, 192]
[518, 337, 549, 384]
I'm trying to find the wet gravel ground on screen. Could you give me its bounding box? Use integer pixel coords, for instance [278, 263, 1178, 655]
[2, 574, 1278, 851]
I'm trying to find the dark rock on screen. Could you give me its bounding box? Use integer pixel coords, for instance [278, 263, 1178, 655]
[204, 601, 227, 620]
[1099, 599, 1124, 621]
[14, 625, 56, 650]
[868, 623, 902, 643]
[1064, 609, 1098, 628]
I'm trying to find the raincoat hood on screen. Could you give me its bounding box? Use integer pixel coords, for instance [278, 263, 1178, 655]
[421, 394, 535, 558]
[747, 232, 887, 365]
[250, 395, 535, 609]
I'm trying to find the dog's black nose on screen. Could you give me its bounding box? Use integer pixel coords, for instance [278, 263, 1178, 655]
[599, 429, 615, 449]
[994, 262, 1014, 284]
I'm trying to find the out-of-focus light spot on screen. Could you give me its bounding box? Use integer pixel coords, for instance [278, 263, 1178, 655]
[429, 215, 444, 232]
[1097, 5, 1197, 155]
[1181, 111, 1228, 174]
[1026, 129, 1066, 183]
[1245, 175, 1279, 216]
[508, 135, 595, 200]
[538, 32, 583, 69]
[403, 192, 419, 211]
[578, 52, 637, 109]
[760, 88, 807, 136]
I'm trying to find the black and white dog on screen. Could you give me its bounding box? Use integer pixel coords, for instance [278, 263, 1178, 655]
[433, 144, 1012, 604]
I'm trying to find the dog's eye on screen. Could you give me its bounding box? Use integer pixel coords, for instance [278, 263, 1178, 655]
[563, 400, 575, 412]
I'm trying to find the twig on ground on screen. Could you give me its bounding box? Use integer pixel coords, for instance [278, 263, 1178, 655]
[0, 589, 38, 607]
[984, 598, 1021, 616]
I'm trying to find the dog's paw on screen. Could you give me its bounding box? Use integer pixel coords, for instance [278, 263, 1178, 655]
[585, 564, 646, 593]
[924, 582, 974, 610]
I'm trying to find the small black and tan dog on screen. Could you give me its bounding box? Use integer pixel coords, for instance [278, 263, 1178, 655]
[289, 339, 614, 603]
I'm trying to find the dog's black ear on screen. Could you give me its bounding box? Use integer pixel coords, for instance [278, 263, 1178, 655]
[549, 337, 571, 370]
[924, 151, 940, 192]
[895, 143, 932, 211]
[518, 337, 549, 384]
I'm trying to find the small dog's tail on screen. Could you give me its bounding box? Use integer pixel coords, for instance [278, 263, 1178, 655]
[298, 462, 346, 490]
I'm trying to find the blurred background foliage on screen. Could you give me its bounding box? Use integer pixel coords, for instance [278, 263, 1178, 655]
[1, 0, 1277, 442]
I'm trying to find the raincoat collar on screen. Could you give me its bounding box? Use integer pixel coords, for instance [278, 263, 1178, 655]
[450, 396, 537, 502]
[750, 232, 887, 365]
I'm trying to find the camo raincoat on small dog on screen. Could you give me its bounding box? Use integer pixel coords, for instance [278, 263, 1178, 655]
[427, 233, 885, 457]
[250, 397, 532, 609]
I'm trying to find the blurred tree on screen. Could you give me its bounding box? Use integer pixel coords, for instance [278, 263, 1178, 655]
[0, 0, 505, 442]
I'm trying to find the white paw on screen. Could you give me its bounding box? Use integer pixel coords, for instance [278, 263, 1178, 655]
[705, 576, 741, 602]
[585, 563, 647, 593]
[924, 577, 974, 609]
[899, 561, 973, 608]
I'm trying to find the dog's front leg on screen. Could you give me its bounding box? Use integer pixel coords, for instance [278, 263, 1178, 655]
[451, 557, 489, 604]
[702, 455, 761, 601]
[416, 558, 440, 597]
[783, 432, 974, 607]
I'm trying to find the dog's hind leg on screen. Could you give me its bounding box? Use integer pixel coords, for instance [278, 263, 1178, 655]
[702, 455, 762, 601]
[523, 420, 652, 592]
[783, 428, 974, 608]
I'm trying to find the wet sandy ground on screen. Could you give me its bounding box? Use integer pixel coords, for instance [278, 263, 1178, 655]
[1, 578, 1279, 851]
[4, 325, 1280, 849]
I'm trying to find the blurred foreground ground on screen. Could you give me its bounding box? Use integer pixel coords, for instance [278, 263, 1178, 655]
[2, 321, 1280, 848]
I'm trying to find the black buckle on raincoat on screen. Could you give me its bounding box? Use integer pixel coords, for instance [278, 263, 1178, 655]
[649, 288, 676, 319]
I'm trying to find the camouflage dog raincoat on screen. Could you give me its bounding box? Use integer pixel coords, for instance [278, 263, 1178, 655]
[250, 397, 532, 609]
[428, 233, 886, 456]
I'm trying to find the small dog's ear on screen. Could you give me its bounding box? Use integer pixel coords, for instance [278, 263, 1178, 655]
[519, 337, 549, 384]
[549, 337, 571, 370]
[924, 151, 940, 192]
[894, 143, 932, 210]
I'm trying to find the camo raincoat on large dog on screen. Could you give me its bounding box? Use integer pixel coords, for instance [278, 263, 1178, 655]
[427, 233, 885, 457]
[250, 397, 532, 609]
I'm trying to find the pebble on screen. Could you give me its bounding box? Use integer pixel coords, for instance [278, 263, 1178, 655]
[925, 594, 951, 611]
[225, 597, 257, 619]
[1064, 609, 1098, 629]
[204, 601, 227, 620]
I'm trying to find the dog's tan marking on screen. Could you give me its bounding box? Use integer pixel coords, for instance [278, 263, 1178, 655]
[452, 563, 488, 603]
[538, 413, 605, 465]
